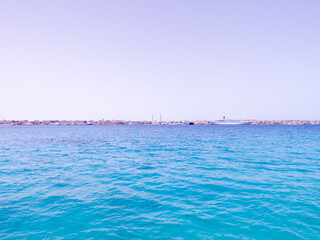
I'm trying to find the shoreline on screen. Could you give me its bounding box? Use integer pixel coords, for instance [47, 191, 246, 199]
[2, 119, 320, 126]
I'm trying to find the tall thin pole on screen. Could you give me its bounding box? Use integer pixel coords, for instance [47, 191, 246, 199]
[160, 114, 162, 122]
[152, 114, 153, 121]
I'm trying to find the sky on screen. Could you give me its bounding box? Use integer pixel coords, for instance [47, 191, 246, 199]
[0, 0, 319, 121]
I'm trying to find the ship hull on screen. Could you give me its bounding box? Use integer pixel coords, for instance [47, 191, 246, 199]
[211, 121, 251, 125]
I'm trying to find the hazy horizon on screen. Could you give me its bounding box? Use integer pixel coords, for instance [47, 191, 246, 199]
[1, 1, 319, 121]
[1, 117, 320, 122]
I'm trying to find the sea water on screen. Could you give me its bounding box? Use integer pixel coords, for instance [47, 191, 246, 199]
[0, 125, 320, 239]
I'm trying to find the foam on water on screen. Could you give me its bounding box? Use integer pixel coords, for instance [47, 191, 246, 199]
[0, 125, 320, 239]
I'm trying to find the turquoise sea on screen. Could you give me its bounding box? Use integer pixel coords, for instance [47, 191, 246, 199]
[0, 125, 320, 239]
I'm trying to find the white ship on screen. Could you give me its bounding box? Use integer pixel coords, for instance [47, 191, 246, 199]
[211, 116, 251, 125]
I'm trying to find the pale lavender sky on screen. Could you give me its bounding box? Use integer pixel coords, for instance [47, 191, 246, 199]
[0, 0, 319, 121]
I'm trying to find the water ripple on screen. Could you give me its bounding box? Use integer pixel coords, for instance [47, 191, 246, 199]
[0, 125, 320, 239]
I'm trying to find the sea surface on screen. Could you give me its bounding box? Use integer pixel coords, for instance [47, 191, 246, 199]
[0, 125, 320, 239]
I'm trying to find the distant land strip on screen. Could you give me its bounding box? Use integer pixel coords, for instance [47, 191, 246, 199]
[2, 120, 320, 126]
